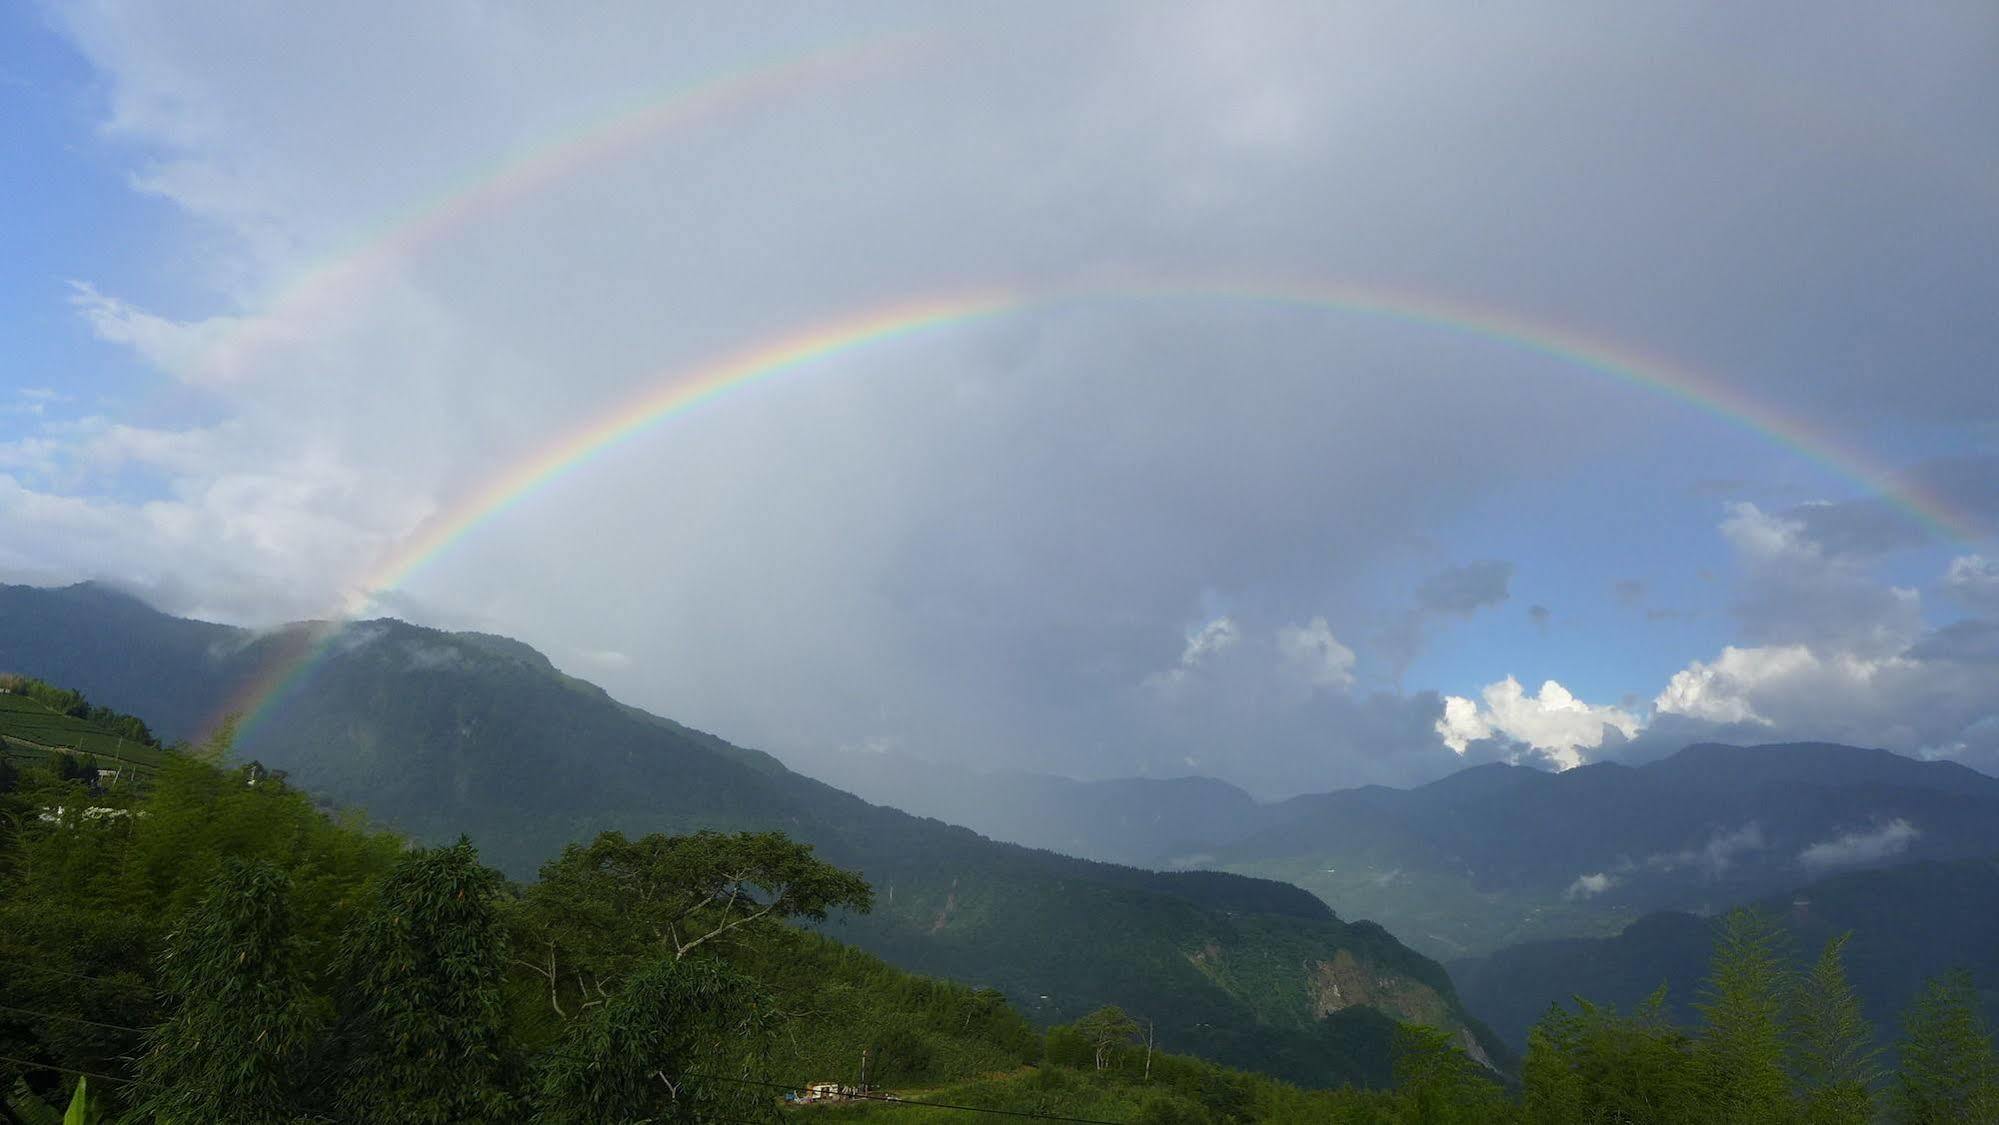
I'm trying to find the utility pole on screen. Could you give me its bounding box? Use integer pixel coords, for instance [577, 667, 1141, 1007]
[1144, 1019, 1154, 1082]
[859, 1047, 870, 1094]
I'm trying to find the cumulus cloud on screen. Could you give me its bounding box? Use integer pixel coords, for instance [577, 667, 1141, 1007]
[1719, 503, 1923, 658]
[1798, 819, 1919, 871]
[1655, 645, 1818, 725]
[1276, 616, 1356, 690]
[1180, 617, 1242, 667]
[1564, 872, 1618, 899]
[1636, 507, 1999, 771]
[1145, 616, 1243, 695]
[1436, 676, 1639, 768]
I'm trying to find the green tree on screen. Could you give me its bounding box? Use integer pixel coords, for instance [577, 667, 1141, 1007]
[136, 860, 323, 1123]
[518, 830, 871, 1014]
[1522, 989, 1701, 1125]
[1392, 1023, 1510, 1124]
[1890, 970, 1999, 1124]
[531, 954, 776, 1124]
[1787, 933, 1877, 1125]
[1073, 1006, 1141, 1071]
[334, 838, 519, 1124]
[1695, 908, 1794, 1124]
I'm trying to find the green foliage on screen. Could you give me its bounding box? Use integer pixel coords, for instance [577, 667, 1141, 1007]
[333, 839, 520, 1124]
[137, 861, 324, 1124]
[61, 1076, 99, 1125]
[14, 675, 1999, 1125]
[1391, 1023, 1512, 1123]
[0, 594, 1509, 1091]
[1890, 970, 1999, 1124]
[1787, 933, 1877, 1125]
[1073, 1005, 1140, 1070]
[1695, 908, 1793, 1124]
[532, 954, 775, 1124]
[522, 828, 872, 984]
[1521, 990, 1701, 1124]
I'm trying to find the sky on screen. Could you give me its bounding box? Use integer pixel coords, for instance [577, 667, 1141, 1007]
[2, 2, 1996, 795]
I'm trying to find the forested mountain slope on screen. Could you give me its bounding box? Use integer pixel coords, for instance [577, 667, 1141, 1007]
[1450, 855, 1999, 1053]
[0, 581, 1507, 1087]
[1203, 743, 1999, 958]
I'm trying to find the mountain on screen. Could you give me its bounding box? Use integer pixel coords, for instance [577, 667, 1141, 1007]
[790, 747, 1280, 868]
[806, 732, 1999, 966]
[1450, 855, 1999, 1052]
[1201, 744, 1999, 959]
[0, 581, 1509, 1087]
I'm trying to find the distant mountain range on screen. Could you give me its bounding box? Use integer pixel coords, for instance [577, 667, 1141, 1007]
[0, 581, 1507, 1088]
[1450, 855, 1999, 1053]
[792, 746, 1277, 868]
[810, 736, 1999, 961]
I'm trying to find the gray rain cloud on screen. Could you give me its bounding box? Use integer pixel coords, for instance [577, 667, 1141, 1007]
[4, 2, 1996, 795]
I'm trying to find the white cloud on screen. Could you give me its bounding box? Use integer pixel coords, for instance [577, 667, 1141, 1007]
[1564, 871, 1617, 899]
[1718, 503, 1923, 658]
[1798, 819, 1919, 871]
[1146, 616, 1243, 695]
[1436, 676, 1639, 767]
[1277, 616, 1356, 690]
[1654, 644, 1818, 725]
[1180, 616, 1242, 667]
[68, 283, 252, 387]
[1634, 504, 1999, 771]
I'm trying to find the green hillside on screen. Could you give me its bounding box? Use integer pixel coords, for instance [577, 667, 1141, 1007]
[7, 718, 1996, 1122]
[0, 684, 172, 777]
[1208, 746, 1999, 959]
[1451, 856, 1999, 1053]
[0, 730, 1329, 1120]
[0, 582, 1510, 1088]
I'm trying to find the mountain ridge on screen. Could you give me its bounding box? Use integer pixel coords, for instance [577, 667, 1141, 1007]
[0, 580, 1507, 1088]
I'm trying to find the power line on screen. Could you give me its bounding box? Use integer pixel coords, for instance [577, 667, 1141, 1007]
[0, 1052, 146, 1089]
[0, 1055, 353, 1119]
[0, 1002, 149, 1036]
[0, 956, 158, 996]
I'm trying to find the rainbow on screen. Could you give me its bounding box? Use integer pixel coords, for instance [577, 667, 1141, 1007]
[208, 279, 1987, 742]
[192, 31, 925, 383]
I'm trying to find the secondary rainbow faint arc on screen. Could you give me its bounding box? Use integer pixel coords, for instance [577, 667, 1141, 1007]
[209, 280, 1985, 741]
[194, 31, 926, 381]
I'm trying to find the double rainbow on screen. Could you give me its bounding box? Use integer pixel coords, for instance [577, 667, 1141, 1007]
[209, 279, 1986, 742]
